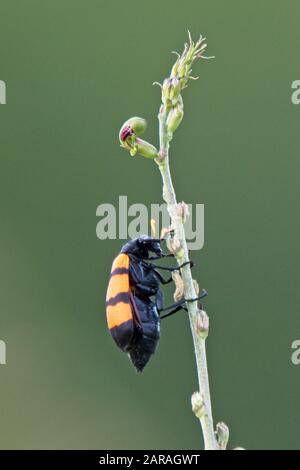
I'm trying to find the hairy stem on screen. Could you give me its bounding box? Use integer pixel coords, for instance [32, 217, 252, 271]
[156, 108, 218, 450]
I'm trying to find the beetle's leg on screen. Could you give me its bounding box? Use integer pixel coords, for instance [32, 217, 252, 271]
[150, 265, 175, 285]
[143, 265, 173, 285]
[153, 270, 173, 285]
[159, 289, 207, 319]
[155, 288, 164, 311]
[148, 253, 174, 260]
[148, 260, 194, 272]
[142, 260, 194, 286]
[129, 258, 158, 297]
[146, 234, 175, 259]
[159, 298, 188, 313]
[148, 232, 175, 243]
[144, 237, 162, 243]
[159, 275, 173, 285]
[160, 303, 185, 319]
[185, 290, 208, 302]
[183, 290, 208, 304]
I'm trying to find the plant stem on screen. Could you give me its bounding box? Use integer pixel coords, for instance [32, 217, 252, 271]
[156, 107, 218, 450]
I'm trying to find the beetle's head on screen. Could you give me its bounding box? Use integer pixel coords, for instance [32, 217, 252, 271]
[121, 236, 163, 259]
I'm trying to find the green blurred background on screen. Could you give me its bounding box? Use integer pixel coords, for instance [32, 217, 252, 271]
[0, 0, 299, 450]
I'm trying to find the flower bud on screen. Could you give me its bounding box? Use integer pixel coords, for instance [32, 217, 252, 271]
[166, 237, 184, 257]
[124, 116, 147, 136]
[195, 309, 209, 339]
[166, 102, 184, 134]
[176, 201, 190, 222]
[160, 226, 172, 239]
[119, 117, 157, 159]
[169, 32, 212, 90]
[162, 77, 181, 106]
[119, 125, 136, 150]
[191, 392, 206, 419]
[134, 138, 158, 159]
[216, 422, 230, 450]
[172, 271, 184, 301]
[119, 117, 147, 147]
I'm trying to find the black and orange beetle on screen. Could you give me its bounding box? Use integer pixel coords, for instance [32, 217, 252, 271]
[106, 235, 206, 371]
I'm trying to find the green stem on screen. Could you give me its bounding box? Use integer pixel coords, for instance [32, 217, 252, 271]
[156, 107, 218, 451]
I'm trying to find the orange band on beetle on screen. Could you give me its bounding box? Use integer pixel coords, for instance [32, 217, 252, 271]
[106, 274, 129, 301]
[106, 303, 133, 329]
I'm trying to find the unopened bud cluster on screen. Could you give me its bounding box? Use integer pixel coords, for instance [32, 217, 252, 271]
[162, 80, 184, 135]
[162, 81, 184, 135]
[160, 32, 210, 136]
[119, 117, 158, 159]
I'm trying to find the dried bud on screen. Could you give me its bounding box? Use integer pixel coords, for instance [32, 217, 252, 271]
[160, 226, 172, 239]
[166, 237, 184, 257]
[176, 201, 190, 222]
[216, 422, 230, 450]
[195, 309, 209, 339]
[172, 271, 184, 301]
[191, 392, 206, 419]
